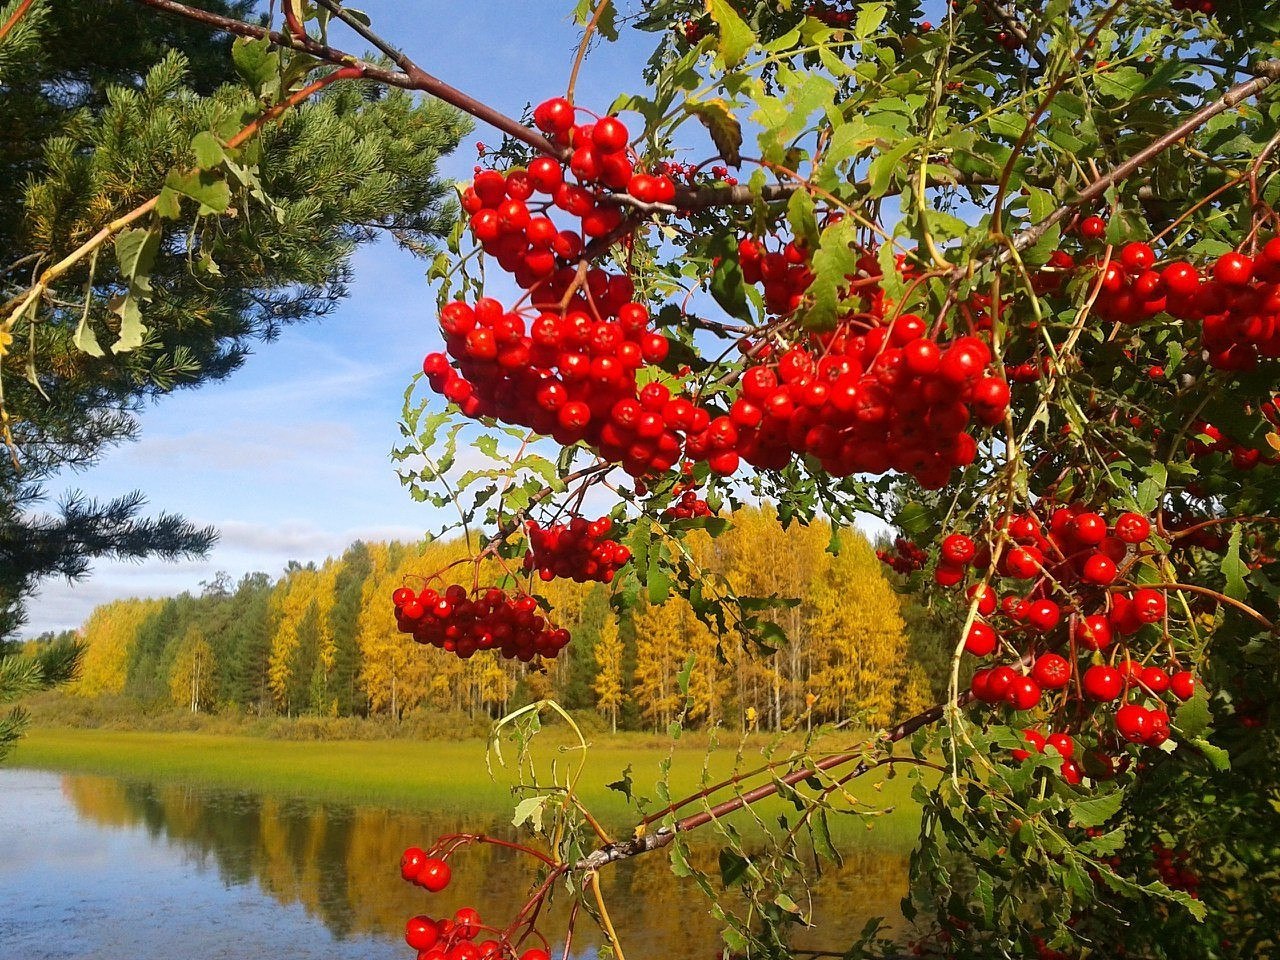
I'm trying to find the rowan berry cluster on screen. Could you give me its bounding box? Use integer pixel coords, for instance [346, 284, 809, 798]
[1187, 408, 1280, 471]
[1150, 841, 1201, 896]
[877, 537, 929, 574]
[1083, 235, 1280, 371]
[400, 849, 551, 960]
[421, 292, 686, 476]
[931, 504, 1205, 775]
[729, 243, 1011, 486]
[391, 584, 569, 661]
[523, 516, 631, 583]
[662, 484, 714, 519]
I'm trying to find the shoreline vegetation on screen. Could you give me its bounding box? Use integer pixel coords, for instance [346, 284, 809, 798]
[11, 716, 924, 848]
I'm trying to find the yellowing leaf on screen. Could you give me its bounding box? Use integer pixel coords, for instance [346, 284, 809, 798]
[685, 99, 743, 167]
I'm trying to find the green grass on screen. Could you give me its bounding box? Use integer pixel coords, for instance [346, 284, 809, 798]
[13, 726, 925, 849]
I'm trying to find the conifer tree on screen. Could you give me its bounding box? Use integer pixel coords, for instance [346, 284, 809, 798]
[0, 0, 467, 639]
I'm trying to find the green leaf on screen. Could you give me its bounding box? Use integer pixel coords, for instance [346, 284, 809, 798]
[710, 256, 752, 321]
[855, 2, 887, 38]
[801, 217, 858, 330]
[705, 0, 754, 68]
[1189, 738, 1231, 771]
[512, 796, 548, 832]
[191, 131, 226, 170]
[647, 540, 671, 603]
[787, 188, 820, 249]
[108, 226, 161, 353]
[685, 99, 743, 167]
[1069, 789, 1124, 828]
[164, 169, 231, 215]
[867, 138, 917, 198]
[677, 653, 696, 696]
[718, 848, 750, 887]
[897, 502, 931, 537]
[1222, 525, 1248, 601]
[1175, 688, 1212, 739]
[231, 36, 281, 96]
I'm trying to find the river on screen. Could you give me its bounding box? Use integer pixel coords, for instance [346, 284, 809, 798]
[0, 767, 911, 959]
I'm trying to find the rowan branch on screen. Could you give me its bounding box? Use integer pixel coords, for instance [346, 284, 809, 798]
[573, 696, 957, 872]
[1009, 58, 1280, 258]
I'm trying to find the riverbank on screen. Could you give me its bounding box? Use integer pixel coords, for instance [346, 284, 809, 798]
[12, 726, 924, 847]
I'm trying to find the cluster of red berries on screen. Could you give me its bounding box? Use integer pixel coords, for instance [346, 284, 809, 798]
[459, 99, 676, 290]
[1170, 0, 1215, 13]
[877, 537, 929, 574]
[421, 293, 686, 476]
[400, 849, 550, 960]
[652, 159, 738, 188]
[936, 505, 1152, 589]
[1078, 231, 1280, 371]
[1188, 410, 1280, 471]
[523, 516, 631, 583]
[737, 236, 812, 316]
[391, 584, 569, 661]
[725, 317, 1006, 488]
[931, 504, 1207, 771]
[1150, 841, 1201, 895]
[663, 484, 713, 520]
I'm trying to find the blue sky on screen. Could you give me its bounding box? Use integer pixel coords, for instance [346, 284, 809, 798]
[27, 3, 660, 635]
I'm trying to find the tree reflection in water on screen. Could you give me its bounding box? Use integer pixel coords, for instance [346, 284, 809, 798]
[63, 773, 910, 956]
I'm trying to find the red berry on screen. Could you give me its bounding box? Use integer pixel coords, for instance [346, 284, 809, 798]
[1115, 703, 1150, 743]
[1113, 512, 1151, 543]
[400, 847, 427, 882]
[406, 917, 439, 952]
[1032, 653, 1072, 690]
[1075, 614, 1113, 651]
[1047, 732, 1075, 758]
[1170, 671, 1196, 701]
[592, 116, 630, 153]
[1079, 215, 1107, 240]
[1083, 664, 1123, 701]
[1005, 675, 1042, 711]
[941, 533, 977, 565]
[418, 858, 451, 892]
[1082, 553, 1118, 585]
[964, 621, 998, 657]
[1213, 252, 1253, 287]
[1025, 599, 1061, 632]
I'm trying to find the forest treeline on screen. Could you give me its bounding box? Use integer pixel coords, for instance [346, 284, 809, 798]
[63, 509, 952, 732]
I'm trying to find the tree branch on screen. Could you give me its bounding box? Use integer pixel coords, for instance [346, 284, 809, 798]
[574, 696, 959, 873]
[1010, 59, 1280, 258]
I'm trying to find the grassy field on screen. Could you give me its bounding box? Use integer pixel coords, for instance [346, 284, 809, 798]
[13, 726, 925, 848]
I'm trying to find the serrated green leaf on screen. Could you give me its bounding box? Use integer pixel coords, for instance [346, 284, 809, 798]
[1175, 688, 1211, 739]
[191, 131, 226, 170]
[718, 848, 750, 887]
[1222, 525, 1248, 601]
[1069, 789, 1124, 827]
[705, 0, 754, 68]
[802, 217, 858, 330]
[164, 169, 231, 215]
[109, 226, 161, 353]
[787, 188, 820, 249]
[231, 36, 281, 96]
[1189, 738, 1230, 771]
[855, 2, 887, 38]
[512, 796, 547, 832]
[710, 256, 751, 321]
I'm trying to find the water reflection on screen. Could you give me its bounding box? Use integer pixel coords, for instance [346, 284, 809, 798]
[5, 770, 909, 959]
